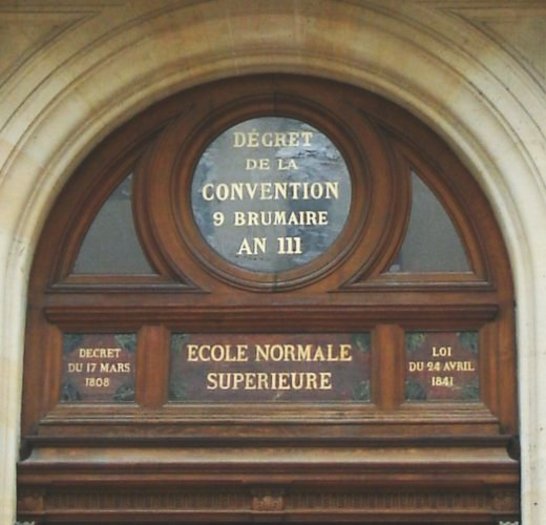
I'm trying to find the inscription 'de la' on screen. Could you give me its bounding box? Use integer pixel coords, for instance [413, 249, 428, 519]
[191, 117, 353, 273]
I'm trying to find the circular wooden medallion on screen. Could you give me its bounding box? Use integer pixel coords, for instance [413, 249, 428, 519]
[134, 76, 405, 291]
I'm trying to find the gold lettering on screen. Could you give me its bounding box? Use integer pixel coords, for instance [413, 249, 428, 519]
[68, 363, 83, 373]
[78, 348, 122, 359]
[99, 362, 131, 373]
[261, 132, 273, 147]
[247, 129, 260, 147]
[338, 344, 353, 361]
[432, 346, 452, 357]
[236, 237, 267, 256]
[245, 158, 270, 170]
[245, 373, 257, 390]
[283, 344, 296, 361]
[426, 361, 441, 372]
[408, 361, 424, 372]
[84, 377, 110, 388]
[306, 373, 318, 390]
[232, 372, 245, 390]
[313, 345, 326, 361]
[186, 344, 249, 363]
[257, 372, 268, 390]
[442, 360, 476, 372]
[232, 210, 329, 227]
[301, 131, 313, 146]
[274, 132, 288, 147]
[319, 372, 332, 390]
[254, 343, 351, 362]
[287, 131, 300, 147]
[431, 376, 454, 387]
[206, 373, 218, 390]
[233, 132, 246, 148]
[232, 129, 315, 148]
[277, 372, 290, 390]
[204, 371, 333, 391]
[277, 158, 298, 171]
[198, 182, 339, 202]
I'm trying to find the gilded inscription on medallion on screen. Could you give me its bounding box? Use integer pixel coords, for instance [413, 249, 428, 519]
[191, 117, 352, 273]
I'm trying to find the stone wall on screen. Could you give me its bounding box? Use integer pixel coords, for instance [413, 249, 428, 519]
[1, 1, 544, 523]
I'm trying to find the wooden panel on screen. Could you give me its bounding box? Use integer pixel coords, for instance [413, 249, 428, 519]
[18, 74, 519, 523]
[136, 325, 169, 408]
[18, 442, 519, 523]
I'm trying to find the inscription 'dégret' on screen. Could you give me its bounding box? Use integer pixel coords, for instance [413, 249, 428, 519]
[191, 117, 353, 273]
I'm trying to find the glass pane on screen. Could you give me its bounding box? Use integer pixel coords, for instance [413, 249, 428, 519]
[73, 174, 155, 274]
[388, 172, 469, 273]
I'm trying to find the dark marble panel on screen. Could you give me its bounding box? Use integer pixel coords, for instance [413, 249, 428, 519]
[170, 332, 370, 403]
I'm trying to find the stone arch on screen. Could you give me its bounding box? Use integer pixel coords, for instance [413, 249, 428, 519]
[1, 2, 544, 522]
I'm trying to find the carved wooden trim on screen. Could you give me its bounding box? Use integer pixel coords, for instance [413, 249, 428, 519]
[44, 303, 500, 329]
[17, 485, 520, 521]
[17, 489, 43, 513]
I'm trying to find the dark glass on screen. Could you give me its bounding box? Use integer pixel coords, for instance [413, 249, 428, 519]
[389, 172, 470, 273]
[73, 175, 155, 274]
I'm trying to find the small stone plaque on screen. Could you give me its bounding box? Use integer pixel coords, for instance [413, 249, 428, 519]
[169, 333, 371, 403]
[61, 333, 136, 403]
[405, 331, 479, 402]
[191, 117, 352, 273]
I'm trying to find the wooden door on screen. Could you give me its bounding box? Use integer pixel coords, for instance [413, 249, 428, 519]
[18, 75, 519, 524]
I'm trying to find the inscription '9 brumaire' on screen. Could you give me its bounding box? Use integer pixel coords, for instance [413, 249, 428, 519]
[191, 118, 352, 273]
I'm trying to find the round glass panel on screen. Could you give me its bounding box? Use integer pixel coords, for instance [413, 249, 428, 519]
[191, 117, 352, 273]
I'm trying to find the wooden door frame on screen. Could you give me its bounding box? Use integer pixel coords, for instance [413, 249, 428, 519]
[18, 74, 519, 523]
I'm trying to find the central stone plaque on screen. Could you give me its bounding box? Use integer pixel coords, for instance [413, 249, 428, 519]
[191, 117, 352, 273]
